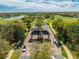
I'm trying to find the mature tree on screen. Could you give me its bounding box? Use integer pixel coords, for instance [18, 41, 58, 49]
[0, 39, 11, 59]
[50, 14, 54, 20]
[0, 21, 25, 44]
[30, 43, 51, 59]
[21, 16, 33, 30]
[36, 19, 43, 29]
[52, 17, 79, 50]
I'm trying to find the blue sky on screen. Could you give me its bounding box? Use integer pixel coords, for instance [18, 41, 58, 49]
[0, 0, 79, 12]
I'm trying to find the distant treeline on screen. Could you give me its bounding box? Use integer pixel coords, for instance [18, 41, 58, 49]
[0, 12, 79, 18]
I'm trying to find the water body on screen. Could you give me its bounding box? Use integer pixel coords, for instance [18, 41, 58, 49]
[4, 15, 24, 20]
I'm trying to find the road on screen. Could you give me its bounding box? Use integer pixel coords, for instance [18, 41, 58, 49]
[19, 20, 36, 59]
[43, 20, 63, 59]
[19, 20, 63, 59]
[19, 30, 32, 59]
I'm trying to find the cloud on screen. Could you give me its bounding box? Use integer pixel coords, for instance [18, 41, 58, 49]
[0, 0, 79, 12]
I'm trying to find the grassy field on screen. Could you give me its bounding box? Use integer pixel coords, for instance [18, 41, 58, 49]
[47, 15, 78, 23]
[10, 48, 21, 59]
[61, 47, 68, 59]
[0, 19, 22, 24]
[71, 50, 79, 59]
[54, 15, 78, 23]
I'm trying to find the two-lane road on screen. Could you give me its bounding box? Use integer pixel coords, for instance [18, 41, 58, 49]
[19, 30, 32, 59]
[43, 20, 63, 59]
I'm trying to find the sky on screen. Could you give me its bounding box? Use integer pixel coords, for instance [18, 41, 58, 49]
[0, 0, 79, 12]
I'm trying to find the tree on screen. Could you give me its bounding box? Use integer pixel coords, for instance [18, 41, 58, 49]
[36, 19, 43, 29]
[50, 14, 54, 20]
[0, 21, 25, 44]
[0, 17, 2, 20]
[30, 43, 51, 59]
[0, 39, 11, 59]
[21, 16, 32, 30]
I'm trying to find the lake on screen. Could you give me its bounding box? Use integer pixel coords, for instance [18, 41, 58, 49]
[4, 15, 24, 20]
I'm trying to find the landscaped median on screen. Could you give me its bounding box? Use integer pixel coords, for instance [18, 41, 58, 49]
[31, 19, 35, 29]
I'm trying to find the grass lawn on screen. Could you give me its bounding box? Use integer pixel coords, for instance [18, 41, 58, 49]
[31, 20, 35, 28]
[0, 19, 22, 24]
[71, 50, 79, 59]
[46, 15, 78, 24]
[61, 46, 68, 59]
[54, 15, 78, 23]
[46, 19, 53, 23]
[10, 48, 21, 59]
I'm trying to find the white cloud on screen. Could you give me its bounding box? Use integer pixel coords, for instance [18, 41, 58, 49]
[0, 0, 79, 12]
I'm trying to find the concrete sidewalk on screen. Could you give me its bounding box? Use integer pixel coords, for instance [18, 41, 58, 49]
[62, 44, 73, 59]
